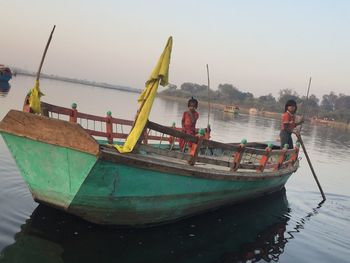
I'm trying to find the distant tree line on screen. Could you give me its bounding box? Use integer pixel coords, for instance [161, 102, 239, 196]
[160, 83, 350, 123]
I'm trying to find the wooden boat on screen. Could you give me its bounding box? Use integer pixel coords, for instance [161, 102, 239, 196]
[0, 102, 300, 226]
[224, 105, 239, 115]
[0, 81, 11, 97]
[0, 65, 12, 82]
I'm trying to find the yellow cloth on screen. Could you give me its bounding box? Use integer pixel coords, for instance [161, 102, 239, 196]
[115, 36, 173, 153]
[29, 80, 44, 114]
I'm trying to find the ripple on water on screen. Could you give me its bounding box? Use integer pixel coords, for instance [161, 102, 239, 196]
[283, 190, 350, 262]
[0, 195, 37, 250]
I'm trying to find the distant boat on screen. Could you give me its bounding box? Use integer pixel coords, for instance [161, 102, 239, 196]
[0, 101, 300, 226]
[0, 81, 11, 97]
[224, 105, 240, 115]
[249, 108, 258, 115]
[0, 65, 12, 82]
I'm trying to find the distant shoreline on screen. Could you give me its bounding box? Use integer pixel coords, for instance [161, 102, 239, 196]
[15, 71, 142, 94]
[13, 71, 350, 130]
[158, 94, 280, 118]
[158, 94, 350, 130]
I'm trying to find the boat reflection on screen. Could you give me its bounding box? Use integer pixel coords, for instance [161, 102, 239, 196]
[0, 190, 306, 263]
[0, 82, 11, 98]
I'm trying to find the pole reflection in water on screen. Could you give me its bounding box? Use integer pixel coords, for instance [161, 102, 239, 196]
[0, 82, 11, 98]
[0, 189, 322, 263]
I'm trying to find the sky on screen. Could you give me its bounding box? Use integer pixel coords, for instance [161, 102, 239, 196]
[1, 0, 350, 99]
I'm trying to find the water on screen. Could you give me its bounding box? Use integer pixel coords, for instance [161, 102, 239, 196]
[0, 76, 349, 262]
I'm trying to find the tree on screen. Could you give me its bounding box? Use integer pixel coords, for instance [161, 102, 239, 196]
[320, 92, 337, 112]
[334, 94, 350, 111]
[257, 94, 279, 111]
[278, 89, 300, 106]
[299, 94, 319, 116]
[217, 84, 252, 103]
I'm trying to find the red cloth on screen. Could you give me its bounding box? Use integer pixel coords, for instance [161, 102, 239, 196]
[182, 110, 199, 133]
[179, 110, 199, 150]
[281, 111, 295, 131]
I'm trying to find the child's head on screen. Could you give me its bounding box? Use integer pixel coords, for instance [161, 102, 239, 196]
[285, 99, 297, 113]
[187, 97, 198, 111]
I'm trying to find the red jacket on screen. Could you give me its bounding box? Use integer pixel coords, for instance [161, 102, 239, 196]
[182, 110, 199, 134]
[281, 111, 295, 132]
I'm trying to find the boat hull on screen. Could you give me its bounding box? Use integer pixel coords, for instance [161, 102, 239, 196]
[1, 132, 294, 226]
[69, 159, 291, 225]
[0, 110, 297, 226]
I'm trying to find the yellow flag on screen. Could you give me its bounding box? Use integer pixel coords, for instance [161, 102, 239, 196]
[115, 36, 173, 153]
[29, 80, 44, 114]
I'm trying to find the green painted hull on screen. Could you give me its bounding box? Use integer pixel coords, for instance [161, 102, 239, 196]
[1, 133, 97, 209]
[1, 132, 293, 226]
[70, 160, 291, 225]
[0, 109, 298, 226]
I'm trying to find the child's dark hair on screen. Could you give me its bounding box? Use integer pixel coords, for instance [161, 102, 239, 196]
[188, 97, 198, 108]
[284, 99, 297, 112]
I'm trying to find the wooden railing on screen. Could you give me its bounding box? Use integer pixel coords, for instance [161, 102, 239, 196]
[38, 102, 299, 172]
[145, 120, 300, 172]
[40, 102, 207, 145]
[41, 102, 134, 143]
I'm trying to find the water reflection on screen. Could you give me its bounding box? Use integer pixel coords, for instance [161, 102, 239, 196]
[0, 190, 307, 263]
[0, 82, 11, 98]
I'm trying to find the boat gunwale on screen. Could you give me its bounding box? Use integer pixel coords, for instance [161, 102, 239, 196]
[100, 145, 298, 181]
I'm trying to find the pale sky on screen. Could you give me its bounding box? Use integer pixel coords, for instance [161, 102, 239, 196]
[1, 0, 350, 98]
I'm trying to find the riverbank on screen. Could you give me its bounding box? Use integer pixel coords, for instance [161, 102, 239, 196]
[158, 94, 350, 130]
[158, 94, 281, 119]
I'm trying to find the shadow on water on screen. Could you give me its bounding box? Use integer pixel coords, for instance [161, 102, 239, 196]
[0, 82, 11, 98]
[0, 189, 322, 263]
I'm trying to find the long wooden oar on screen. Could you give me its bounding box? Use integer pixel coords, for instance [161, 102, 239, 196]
[299, 77, 312, 132]
[23, 25, 56, 113]
[36, 25, 56, 81]
[296, 76, 326, 200]
[206, 64, 211, 129]
[295, 133, 326, 200]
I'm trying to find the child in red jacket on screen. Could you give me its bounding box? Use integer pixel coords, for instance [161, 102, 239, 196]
[179, 97, 199, 151]
[280, 99, 303, 149]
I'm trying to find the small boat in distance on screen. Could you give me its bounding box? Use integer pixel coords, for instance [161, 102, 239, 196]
[0, 101, 300, 226]
[0, 81, 11, 97]
[249, 107, 258, 115]
[224, 105, 240, 115]
[0, 65, 12, 82]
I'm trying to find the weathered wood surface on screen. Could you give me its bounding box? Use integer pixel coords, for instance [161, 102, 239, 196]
[0, 110, 99, 155]
[147, 121, 198, 143]
[100, 145, 299, 181]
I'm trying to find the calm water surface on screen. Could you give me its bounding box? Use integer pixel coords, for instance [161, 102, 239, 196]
[0, 76, 349, 263]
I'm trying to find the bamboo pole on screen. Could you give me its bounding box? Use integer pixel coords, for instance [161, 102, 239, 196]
[36, 25, 56, 81]
[296, 133, 326, 200]
[206, 64, 210, 128]
[297, 76, 326, 200]
[299, 76, 312, 132]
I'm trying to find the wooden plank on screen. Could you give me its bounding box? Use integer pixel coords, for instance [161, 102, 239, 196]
[196, 155, 231, 167]
[147, 121, 197, 143]
[138, 144, 192, 161]
[77, 112, 106, 122]
[100, 145, 299, 180]
[42, 102, 72, 115]
[140, 144, 237, 168]
[0, 110, 99, 155]
[201, 139, 239, 151]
